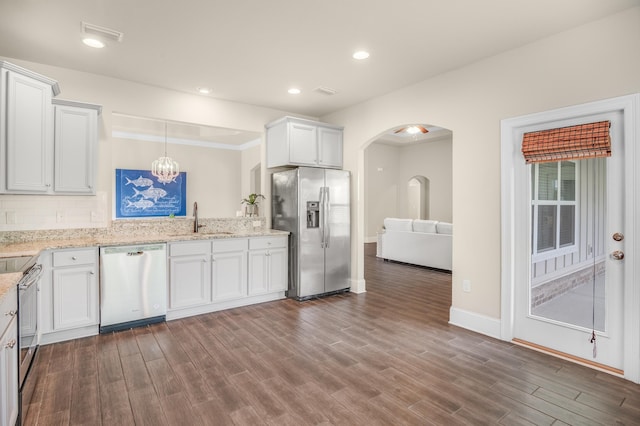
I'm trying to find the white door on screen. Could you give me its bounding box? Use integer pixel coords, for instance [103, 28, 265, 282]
[513, 110, 625, 372]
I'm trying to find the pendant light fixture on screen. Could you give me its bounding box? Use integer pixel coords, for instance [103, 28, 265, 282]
[151, 121, 179, 184]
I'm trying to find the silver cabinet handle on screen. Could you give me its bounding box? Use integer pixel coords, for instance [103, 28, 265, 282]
[72, 256, 77, 260]
[4, 310, 16, 317]
[89, 271, 95, 275]
[5, 339, 16, 349]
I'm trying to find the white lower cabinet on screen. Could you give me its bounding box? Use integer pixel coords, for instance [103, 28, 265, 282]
[212, 239, 248, 301]
[168, 241, 212, 309]
[248, 237, 288, 295]
[167, 236, 288, 320]
[0, 286, 18, 426]
[40, 247, 99, 344]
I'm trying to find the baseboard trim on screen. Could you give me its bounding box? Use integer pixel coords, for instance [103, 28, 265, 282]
[449, 307, 502, 340]
[350, 278, 366, 294]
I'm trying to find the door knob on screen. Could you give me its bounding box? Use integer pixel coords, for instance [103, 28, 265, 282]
[612, 250, 624, 260]
[613, 232, 624, 242]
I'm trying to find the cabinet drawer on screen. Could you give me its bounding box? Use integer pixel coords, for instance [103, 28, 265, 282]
[169, 241, 211, 257]
[249, 236, 288, 250]
[53, 248, 97, 267]
[212, 238, 248, 253]
[0, 285, 17, 334]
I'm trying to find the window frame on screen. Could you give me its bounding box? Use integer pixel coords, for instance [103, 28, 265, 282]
[531, 160, 579, 263]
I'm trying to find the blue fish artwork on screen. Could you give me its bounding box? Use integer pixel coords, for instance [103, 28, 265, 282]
[115, 169, 186, 218]
[125, 176, 154, 187]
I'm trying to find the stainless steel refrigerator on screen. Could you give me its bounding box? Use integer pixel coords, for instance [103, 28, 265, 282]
[272, 167, 350, 300]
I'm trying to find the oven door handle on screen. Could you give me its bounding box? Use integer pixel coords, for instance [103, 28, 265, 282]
[18, 264, 43, 290]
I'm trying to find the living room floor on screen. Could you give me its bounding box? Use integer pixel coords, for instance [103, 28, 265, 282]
[23, 243, 640, 425]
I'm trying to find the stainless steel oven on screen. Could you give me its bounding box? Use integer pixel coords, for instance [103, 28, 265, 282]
[18, 259, 41, 387]
[1, 255, 42, 425]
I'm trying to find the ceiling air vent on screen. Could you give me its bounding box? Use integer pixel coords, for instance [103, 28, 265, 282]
[314, 86, 338, 96]
[81, 21, 124, 42]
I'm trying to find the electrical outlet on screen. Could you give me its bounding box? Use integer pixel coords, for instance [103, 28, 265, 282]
[91, 211, 99, 222]
[56, 211, 64, 223]
[462, 279, 471, 293]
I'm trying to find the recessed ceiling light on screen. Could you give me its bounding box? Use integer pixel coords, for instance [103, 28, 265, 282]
[288, 88, 301, 95]
[197, 87, 211, 94]
[82, 38, 105, 48]
[352, 50, 370, 60]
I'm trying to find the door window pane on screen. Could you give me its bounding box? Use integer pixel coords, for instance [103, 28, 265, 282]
[538, 163, 558, 200]
[560, 161, 576, 201]
[559, 205, 575, 247]
[537, 205, 557, 253]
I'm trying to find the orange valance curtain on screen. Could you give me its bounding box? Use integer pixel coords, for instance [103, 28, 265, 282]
[521, 120, 611, 164]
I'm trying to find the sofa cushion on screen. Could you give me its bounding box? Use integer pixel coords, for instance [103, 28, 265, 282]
[436, 222, 453, 235]
[383, 218, 413, 232]
[412, 219, 438, 233]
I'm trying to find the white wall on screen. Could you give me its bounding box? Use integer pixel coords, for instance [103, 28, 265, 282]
[323, 8, 640, 318]
[397, 139, 452, 222]
[0, 57, 306, 229]
[364, 139, 452, 241]
[364, 143, 400, 240]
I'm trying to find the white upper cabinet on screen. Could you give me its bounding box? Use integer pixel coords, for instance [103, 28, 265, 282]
[0, 62, 58, 193]
[266, 116, 343, 169]
[0, 61, 101, 195]
[53, 100, 100, 194]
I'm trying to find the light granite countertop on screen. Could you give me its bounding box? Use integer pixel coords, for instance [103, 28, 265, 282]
[0, 226, 289, 304]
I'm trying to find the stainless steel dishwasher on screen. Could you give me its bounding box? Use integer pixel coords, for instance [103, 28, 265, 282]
[99, 243, 167, 333]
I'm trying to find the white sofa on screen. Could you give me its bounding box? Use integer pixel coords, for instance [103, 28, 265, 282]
[378, 218, 452, 271]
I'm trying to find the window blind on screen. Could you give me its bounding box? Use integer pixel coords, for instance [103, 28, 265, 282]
[522, 121, 611, 164]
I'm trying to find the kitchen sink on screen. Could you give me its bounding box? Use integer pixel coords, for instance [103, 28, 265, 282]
[168, 231, 236, 237]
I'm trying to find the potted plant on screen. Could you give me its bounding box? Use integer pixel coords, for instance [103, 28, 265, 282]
[241, 193, 265, 217]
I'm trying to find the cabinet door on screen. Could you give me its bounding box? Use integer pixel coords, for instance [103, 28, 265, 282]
[268, 247, 288, 292]
[52, 265, 98, 330]
[248, 249, 268, 295]
[169, 255, 211, 309]
[54, 104, 97, 193]
[5, 71, 53, 192]
[288, 122, 317, 165]
[212, 250, 247, 301]
[317, 126, 343, 168]
[0, 318, 19, 426]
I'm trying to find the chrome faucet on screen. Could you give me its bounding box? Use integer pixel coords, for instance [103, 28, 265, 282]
[193, 201, 204, 233]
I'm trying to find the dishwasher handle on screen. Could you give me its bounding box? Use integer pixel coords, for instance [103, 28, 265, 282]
[126, 251, 145, 256]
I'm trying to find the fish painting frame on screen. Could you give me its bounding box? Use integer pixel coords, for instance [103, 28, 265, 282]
[115, 169, 187, 218]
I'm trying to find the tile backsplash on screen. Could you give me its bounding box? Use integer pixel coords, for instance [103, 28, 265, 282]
[0, 192, 109, 231]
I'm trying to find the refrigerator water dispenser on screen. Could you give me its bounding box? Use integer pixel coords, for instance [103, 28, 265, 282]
[306, 201, 319, 228]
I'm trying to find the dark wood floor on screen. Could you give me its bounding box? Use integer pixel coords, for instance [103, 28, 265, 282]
[25, 244, 640, 425]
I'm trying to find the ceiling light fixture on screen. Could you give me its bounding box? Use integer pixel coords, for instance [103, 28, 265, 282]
[197, 87, 211, 94]
[352, 50, 370, 60]
[151, 121, 180, 184]
[394, 125, 429, 136]
[82, 38, 105, 48]
[288, 88, 301, 95]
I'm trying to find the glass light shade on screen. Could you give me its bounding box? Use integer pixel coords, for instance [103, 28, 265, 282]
[151, 156, 179, 184]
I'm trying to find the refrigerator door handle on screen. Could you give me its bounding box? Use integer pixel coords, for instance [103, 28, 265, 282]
[319, 187, 326, 248]
[324, 187, 330, 248]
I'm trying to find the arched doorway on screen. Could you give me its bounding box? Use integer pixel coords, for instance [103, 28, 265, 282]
[407, 175, 430, 220]
[363, 123, 452, 244]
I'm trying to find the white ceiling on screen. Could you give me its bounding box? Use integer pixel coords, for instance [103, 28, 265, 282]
[0, 0, 638, 118]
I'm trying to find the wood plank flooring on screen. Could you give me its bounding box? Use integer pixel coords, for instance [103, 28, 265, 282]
[24, 243, 640, 425]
